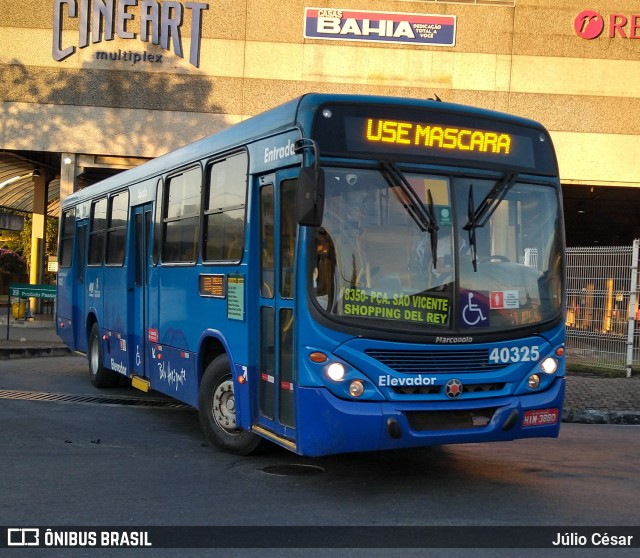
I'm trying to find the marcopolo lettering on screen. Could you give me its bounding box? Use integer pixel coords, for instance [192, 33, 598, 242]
[435, 336, 473, 343]
[52, 0, 209, 67]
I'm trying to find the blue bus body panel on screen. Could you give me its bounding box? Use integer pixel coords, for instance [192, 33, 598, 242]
[295, 378, 564, 457]
[292, 250, 566, 455]
[134, 264, 253, 407]
[55, 269, 74, 347]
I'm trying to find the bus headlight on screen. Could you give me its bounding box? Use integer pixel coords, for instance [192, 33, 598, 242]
[540, 357, 558, 374]
[326, 362, 346, 382]
[349, 380, 365, 397]
[528, 374, 541, 389]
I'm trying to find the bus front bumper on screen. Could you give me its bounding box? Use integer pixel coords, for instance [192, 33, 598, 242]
[295, 377, 565, 457]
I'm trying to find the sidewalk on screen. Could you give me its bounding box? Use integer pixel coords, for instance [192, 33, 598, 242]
[1, 315, 639, 425]
[0, 312, 70, 358]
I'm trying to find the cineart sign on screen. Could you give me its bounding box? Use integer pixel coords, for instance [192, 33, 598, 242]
[52, 0, 209, 67]
[304, 7, 456, 46]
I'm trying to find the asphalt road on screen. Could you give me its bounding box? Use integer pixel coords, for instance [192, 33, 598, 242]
[1, 356, 638, 558]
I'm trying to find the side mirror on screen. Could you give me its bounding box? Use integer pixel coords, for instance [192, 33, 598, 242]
[297, 167, 324, 227]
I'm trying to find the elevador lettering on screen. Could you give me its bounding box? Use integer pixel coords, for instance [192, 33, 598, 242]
[378, 375, 437, 387]
[52, 0, 209, 68]
[110, 358, 127, 374]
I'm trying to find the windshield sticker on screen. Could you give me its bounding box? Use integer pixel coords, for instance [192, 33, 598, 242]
[436, 206, 452, 226]
[342, 288, 449, 325]
[460, 291, 490, 328]
[490, 290, 520, 309]
[227, 275, 245, 321]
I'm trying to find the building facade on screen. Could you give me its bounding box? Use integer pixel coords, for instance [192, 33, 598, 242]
[1, 0, 640, 248]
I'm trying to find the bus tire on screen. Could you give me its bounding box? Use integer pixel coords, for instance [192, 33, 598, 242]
[88, 323, 120, 388]
[199, 355, 263, 455]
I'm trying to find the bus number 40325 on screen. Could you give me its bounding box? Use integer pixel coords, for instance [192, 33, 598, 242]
[489, 346, 540, 364]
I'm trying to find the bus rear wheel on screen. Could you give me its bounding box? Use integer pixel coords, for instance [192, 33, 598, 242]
[88, 323, 120, 388]
[198, 355, 263, 455]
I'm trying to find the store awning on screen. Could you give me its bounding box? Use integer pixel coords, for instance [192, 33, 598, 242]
[0, 152, 60, 217]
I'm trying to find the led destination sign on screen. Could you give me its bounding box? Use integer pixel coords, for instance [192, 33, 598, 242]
[366, 118, 512, 155]
[351, 115, 530, 167]
[313, 104, 558, 174]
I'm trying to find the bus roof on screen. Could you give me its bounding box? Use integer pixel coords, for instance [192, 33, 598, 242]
[62, 93, 550, 208]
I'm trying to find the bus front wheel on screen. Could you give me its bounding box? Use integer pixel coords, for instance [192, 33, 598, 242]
[88, 323, 120, 388]
[199, 355, 263, 455]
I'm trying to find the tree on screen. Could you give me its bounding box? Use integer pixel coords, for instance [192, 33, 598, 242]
[17, 214, 59, 284]
[0, 247, 26, 275]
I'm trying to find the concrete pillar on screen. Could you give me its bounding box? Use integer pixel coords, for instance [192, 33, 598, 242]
[59, 152, 78, 208]
[29, 172, 48, 315]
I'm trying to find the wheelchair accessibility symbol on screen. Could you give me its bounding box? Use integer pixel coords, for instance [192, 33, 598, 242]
[460, 291, 490, 328]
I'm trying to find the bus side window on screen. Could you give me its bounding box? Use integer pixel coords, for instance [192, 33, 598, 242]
[152, 179, 163, 265]
[203, 152, 248, 263]
[105, 191, 129, 266]
[88, 198, 107, 266]
[280, 179, 297, 299]
[162, 167, 201, 264]
[59, 208, 75, 268]
[260, 185, 275, 298]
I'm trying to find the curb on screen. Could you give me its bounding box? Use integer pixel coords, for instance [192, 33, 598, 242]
[563, 408, 640, 425]
[0, 346, 71, 360]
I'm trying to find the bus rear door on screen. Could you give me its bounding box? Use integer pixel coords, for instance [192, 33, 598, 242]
[131, 203, 153, 386]
[73, 221, 88, 351]
[256, 174, 298, 449]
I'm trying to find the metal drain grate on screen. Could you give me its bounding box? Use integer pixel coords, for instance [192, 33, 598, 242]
[0, 389, 191, 409]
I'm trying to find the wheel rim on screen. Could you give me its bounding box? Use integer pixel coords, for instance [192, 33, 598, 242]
[211, 376, 240, 434]
[90, 336, 100, 375]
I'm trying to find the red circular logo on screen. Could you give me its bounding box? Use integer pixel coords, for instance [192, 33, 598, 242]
[575, 10, 604, 39]
[445, 379, 463, 399]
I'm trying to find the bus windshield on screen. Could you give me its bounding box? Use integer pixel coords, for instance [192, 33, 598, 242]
[312, 166, 563, 333]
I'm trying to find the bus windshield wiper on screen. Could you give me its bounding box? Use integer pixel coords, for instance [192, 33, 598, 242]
[381, 160, 440, 267]
[463, 171, 518, 271]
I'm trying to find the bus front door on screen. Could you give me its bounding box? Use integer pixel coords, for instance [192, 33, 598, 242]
[257, 176, 297, 448]
[131, 203, 152, 381]
[73, 222, 87, 351]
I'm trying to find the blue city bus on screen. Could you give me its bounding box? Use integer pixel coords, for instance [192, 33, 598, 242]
[56, 93, 565, 457]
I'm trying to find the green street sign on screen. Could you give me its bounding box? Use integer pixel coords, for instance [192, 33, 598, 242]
[9, 283, 56, 299]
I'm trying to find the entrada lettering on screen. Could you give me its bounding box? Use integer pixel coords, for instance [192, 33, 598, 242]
[264, 139, 296, 164]
[52, 0, 209, 67]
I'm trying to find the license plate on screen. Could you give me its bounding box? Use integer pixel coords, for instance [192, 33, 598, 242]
[522, 408, 559, 427]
